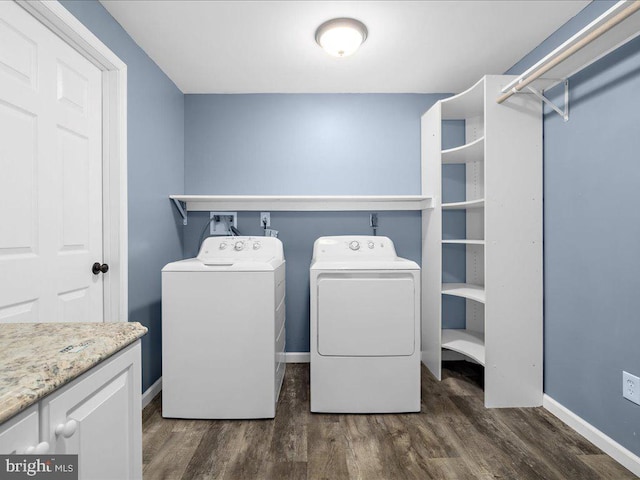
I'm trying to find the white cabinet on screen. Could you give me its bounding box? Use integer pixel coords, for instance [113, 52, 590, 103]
[0, 341, 142, 479]
[42, 342, 142, 479]
[421, 75, 543, 408]
[0, 405, 46, 454]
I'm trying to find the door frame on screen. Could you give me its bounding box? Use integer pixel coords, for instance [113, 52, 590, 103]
[17, 0, 128, 322]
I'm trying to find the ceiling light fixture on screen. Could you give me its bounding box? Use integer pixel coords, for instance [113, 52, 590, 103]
[315, 18, 368, 58]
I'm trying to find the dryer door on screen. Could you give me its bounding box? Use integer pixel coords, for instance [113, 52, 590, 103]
[316, 272, 416, 356]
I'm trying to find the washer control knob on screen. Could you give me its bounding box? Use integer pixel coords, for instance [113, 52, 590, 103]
[349, 241, 360, 251]
[253, 242, 261, 250]
[368, 241, 375, 249]
[219, 242, 227, 250]
[234, 241, 244, 251]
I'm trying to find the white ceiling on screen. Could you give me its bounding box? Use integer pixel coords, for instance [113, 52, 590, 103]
[99, 0, 589, 94]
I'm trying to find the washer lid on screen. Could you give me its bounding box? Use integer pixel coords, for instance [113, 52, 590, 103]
[162, 258, 283, 272]
[162, 236, 284, 272]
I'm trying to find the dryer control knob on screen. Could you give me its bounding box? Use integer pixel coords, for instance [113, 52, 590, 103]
[219, 242, 227, 250]
[349, 241, 360, 251]
[253, 242, 261, 250]
[234, 241, 244, 251]
[368, 241, 375, 249]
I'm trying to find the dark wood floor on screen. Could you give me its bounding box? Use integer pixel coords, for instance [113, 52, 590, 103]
[142, 363, 636, 480]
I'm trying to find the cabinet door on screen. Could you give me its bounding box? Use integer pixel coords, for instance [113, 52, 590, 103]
[42, 342, 142, 480]
[0, 405, 40, 454]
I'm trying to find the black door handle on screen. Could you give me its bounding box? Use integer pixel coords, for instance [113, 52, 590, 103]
[92, 262, 109, 275]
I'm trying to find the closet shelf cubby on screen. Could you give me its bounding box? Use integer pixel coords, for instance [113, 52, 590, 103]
[441, 136, 484, 164]
[440, 77, 484, 120]
[441, 329, 485, 366]
[441, 283, 486, 304]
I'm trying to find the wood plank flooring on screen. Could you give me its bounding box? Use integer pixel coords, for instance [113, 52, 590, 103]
[142, 362, 636, 480]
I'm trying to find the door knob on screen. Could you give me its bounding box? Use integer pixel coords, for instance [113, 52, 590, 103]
[92, 262, 109, 275]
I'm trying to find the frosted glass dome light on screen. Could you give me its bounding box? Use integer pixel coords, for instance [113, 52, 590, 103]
[315, 18, 368, 57]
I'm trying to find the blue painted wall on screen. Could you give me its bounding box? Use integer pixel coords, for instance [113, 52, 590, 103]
[60, 1, 185, 392]
[186, 94, 440, 195]
[184, 94, 465, 351]
[508, 0, 640, 456]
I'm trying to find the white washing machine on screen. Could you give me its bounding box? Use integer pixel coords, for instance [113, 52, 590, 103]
[162, 236, 286, 419]
[310, 236, 420, 413]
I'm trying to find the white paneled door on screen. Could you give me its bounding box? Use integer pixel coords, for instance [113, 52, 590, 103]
[0, 1, 103, 323]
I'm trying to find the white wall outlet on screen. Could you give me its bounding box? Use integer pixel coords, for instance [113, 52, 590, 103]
[210, 212, 237, 235]
[623, 371, 640, 405]
[265, 228, 278, 238]
[260, 212, 271, 228]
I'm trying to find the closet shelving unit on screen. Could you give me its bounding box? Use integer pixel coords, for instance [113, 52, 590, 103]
[421, 75, 543, 408]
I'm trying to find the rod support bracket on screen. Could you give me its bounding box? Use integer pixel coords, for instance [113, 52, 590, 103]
[171, 198, 188, 225]
[525, 79, 569, 122]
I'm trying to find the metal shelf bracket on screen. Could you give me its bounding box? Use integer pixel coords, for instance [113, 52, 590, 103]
[171, 198, 188, 225]
[525, 79, 569, 122]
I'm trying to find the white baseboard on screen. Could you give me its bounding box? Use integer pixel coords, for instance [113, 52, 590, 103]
[285, 352, 310, 363]
[142, 377, 162, 409]
[543, 394, 640, 477]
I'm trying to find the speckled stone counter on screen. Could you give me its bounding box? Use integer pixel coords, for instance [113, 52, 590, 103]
[0, 322, 147, 424]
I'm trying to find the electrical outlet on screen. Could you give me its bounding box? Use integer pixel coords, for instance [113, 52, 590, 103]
[265, 228, 278, 238]
[210, 212, 237, 235]
[623, 371, 640, 405]
[260, 212, 271, 228]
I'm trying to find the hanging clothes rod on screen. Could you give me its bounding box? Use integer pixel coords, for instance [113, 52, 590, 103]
[497, 0, 640, 105]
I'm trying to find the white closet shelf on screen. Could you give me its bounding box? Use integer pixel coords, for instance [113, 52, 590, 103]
[170, 195, 432, 212]
[442, 283, 486, 304]
[442, 199, 485, 210]
[441, 77, 484, 120]
[441, 329, 485, 366]
[442, 239, 485, 245]
[442, 137, 484, 164]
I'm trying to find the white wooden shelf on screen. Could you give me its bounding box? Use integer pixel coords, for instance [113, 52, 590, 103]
[441, 329, 485, 366]
[442, 283, 486, 304]
[442, 239, 485, 245]
[422, 75, 542, 408]
[442, 137, 484, 164]
[442, 198, 485, 210]
[441, 77, 484, 120]
[170, 195, 432, 212]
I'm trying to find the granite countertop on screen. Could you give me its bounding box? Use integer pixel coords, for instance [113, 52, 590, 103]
[0, 322, 147, 424]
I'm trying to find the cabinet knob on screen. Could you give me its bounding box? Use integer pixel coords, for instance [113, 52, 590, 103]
[55, 419, 78, 438]
[25, 441, 50, 454]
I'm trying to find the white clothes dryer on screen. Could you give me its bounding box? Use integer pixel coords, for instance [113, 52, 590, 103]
[310, 236, 421, 413]
[162, 236, 286, 419]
